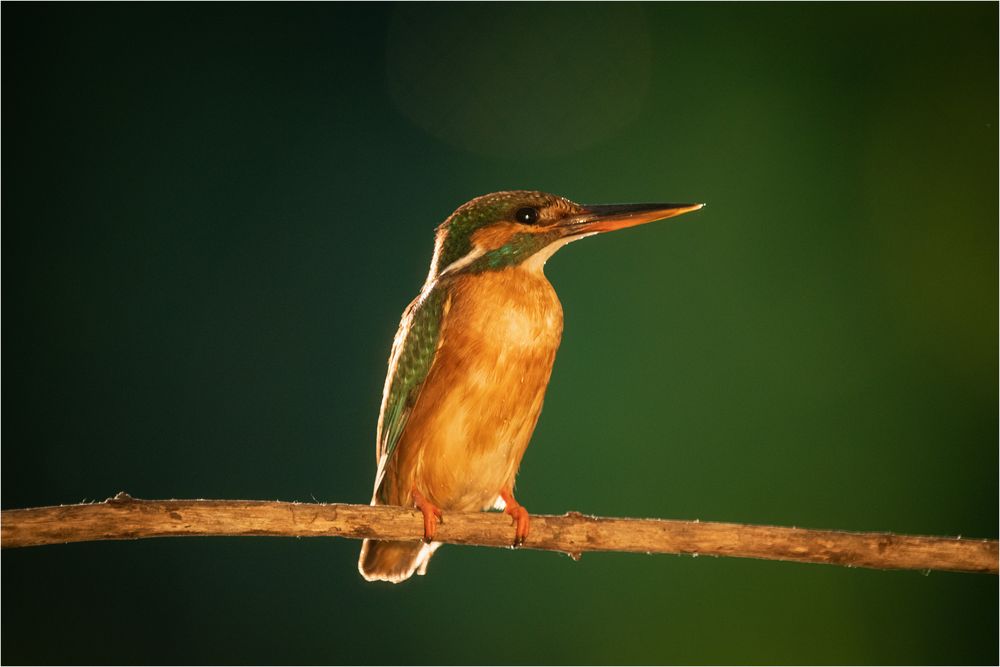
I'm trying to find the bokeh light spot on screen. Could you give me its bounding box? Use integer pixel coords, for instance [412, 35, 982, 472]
[386, 4, 652, 158]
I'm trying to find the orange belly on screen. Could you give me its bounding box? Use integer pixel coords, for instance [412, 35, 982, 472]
[381, 266, 563, 511]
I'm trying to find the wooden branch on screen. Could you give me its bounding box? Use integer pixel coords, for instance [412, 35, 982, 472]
[1, 493, 996, 575]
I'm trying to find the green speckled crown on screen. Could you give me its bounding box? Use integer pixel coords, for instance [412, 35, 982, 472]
[431, 191, 575, 275]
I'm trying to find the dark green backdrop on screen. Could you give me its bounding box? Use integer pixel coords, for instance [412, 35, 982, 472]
[3, 3, 997, 665]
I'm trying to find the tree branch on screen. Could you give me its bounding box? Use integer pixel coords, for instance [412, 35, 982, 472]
[2, 493, 996, 575]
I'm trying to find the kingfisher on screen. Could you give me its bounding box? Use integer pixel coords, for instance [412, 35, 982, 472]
[358, 190, 703, 583]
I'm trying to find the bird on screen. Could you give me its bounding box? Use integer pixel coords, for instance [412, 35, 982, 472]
[358, 190, 703, 583]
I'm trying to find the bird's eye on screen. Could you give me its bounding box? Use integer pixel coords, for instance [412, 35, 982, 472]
[514, 207, 539, 224]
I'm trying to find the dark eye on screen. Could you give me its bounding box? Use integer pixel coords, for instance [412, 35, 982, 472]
[514, 207, 539, 224]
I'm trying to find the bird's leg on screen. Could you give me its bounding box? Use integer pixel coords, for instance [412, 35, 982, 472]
[411, 487, 443, 544]
[500, 489, 529, 547]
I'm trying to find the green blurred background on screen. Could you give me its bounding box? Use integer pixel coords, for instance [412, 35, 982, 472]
[3, 3, 997, 664]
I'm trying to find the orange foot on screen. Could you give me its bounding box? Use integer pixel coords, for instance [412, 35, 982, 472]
[500, 489, 530, 547]
[411, 488, 443, 543]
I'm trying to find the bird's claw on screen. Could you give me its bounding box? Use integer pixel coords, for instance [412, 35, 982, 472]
[500, 490, 530, 548]
[411, 488, 443, 543]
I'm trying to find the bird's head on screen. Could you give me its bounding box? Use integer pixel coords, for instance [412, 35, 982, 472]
[429, 190, 703, 279]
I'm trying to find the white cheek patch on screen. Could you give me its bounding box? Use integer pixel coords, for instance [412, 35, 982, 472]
[437, 246, 488, 277]
[441, 227, 592, 277]
[522, 232, 596, 272]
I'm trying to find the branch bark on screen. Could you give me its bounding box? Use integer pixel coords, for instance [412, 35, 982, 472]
[2, 493, 996, 575]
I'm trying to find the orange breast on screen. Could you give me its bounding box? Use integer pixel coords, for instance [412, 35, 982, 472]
[383, 266, 563, 511]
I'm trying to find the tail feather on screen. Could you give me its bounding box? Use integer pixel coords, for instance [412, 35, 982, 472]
[358, 539, 440, 583]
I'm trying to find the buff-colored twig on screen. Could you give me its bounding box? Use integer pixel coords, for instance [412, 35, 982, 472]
[1, 493, 996, 575]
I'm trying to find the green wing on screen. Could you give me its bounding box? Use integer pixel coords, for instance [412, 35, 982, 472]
[373, 284, 448, 501]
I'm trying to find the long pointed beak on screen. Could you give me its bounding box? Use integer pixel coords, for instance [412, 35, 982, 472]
[561, 202, 704, 236]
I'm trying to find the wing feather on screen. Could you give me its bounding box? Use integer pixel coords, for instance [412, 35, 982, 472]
[372, 283, 448, 501]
